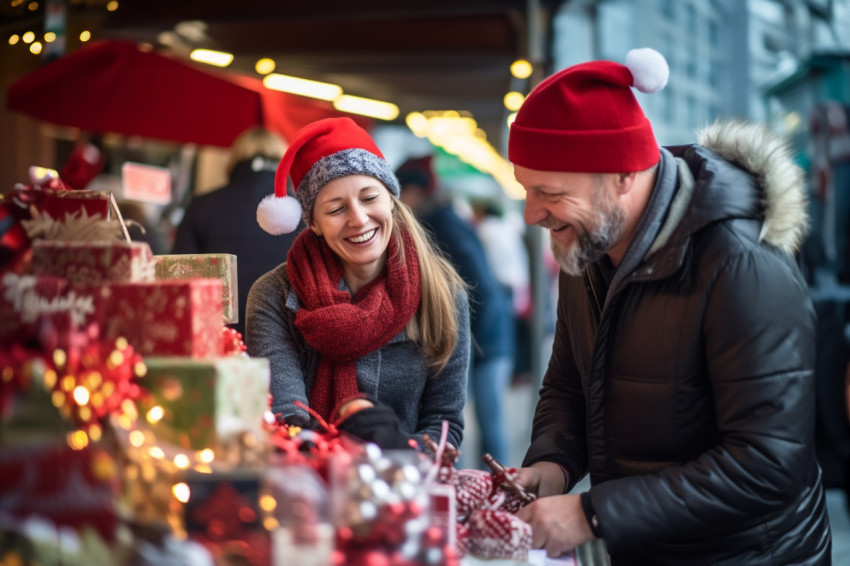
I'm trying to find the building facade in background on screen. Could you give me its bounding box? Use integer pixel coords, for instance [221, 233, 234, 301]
[550, 0, 850, 145]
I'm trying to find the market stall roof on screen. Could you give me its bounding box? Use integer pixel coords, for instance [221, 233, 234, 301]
[2, 0, 564, 151]
[6, 39, 372, 148]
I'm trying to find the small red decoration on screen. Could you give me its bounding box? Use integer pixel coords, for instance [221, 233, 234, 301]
[222, 325, 247, 356]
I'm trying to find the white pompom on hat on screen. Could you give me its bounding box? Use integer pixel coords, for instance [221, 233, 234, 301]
[257, 192, 302, 235]
[257, 117, 399, 235]
[625, 47, 670, 93]
[508, 47, 669, 173]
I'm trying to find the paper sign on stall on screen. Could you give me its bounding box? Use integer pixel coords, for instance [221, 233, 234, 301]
[122, 161, 171, 204]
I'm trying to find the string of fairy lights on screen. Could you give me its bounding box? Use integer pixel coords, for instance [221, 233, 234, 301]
[4, 0, 533, 199]
[4, 335, 271, 538]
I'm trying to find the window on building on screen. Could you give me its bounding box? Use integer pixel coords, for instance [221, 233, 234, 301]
[708, 20, 719, 46]
[685, 3, 697, 36]
[661, 86, 675, 123]
[686, 56, 697, 79]
[686, 95, 699, 128]
[659, 31, 674, 72]
[708, 58, 718, 85]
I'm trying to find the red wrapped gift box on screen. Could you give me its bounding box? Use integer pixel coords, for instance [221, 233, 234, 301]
[29, 240, 155, 286]
[30, 187, 111, 220]
[95, 278, 223, 357]
[0, 272, 87, 343]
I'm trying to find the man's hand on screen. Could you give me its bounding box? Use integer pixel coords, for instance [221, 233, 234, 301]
[515, 493, 594, 558]
[515, 461, 567, 498]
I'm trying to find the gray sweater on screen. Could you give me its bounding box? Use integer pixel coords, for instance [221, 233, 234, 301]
[245, 262, 469, 448]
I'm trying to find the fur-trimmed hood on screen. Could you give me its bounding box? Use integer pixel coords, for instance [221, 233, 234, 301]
[696, 120, 809, 254]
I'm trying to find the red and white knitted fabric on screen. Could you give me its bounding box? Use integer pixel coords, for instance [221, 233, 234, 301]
[436, 463, 534, 560]
[467, 508, 533, 561]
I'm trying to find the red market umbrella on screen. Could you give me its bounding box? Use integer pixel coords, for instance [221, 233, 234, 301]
[6, 39, 370, 147]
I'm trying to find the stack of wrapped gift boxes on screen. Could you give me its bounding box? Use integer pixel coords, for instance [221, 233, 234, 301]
[0, 176, 272, 565]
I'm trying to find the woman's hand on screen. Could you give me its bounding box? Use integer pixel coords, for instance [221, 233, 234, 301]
[336, 397, 413, 450]
[338, 397, 375, 419]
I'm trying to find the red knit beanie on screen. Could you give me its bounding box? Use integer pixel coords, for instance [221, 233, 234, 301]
[508, 48, 669, 173]
[257, 117, 399, 235]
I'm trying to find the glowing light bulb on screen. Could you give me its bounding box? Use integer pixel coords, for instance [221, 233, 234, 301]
[510, 59, 533, 79]
[146, 405, 164, 423]
[172, 482, 190, 503]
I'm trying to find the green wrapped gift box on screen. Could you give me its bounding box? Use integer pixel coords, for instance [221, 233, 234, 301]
[154, 253, 238, 324]
[139, 356, 270, 451]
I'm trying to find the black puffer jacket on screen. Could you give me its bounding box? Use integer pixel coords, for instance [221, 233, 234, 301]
[523, 121, 831, 564]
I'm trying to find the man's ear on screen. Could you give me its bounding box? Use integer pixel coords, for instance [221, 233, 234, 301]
[615, 171, 638, 195]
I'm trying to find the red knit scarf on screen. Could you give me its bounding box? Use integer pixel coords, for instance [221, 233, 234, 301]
[286, 228, 421, 421]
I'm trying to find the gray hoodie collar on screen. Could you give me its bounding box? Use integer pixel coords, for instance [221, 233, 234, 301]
[646, 156, 696, 259]
[603, 148, 677, 307]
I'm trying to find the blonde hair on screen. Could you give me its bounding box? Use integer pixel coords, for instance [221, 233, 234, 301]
[390, 199, 466, 375]
[226, 127, 286, 177]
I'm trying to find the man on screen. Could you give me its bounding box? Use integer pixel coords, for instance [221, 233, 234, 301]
[510, 48, 832, 564]
[396, 156, 515, 465]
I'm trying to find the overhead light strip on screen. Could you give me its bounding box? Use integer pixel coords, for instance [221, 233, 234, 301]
[333, 94, 399, 120]
[189, 48, 233, 67]
[263, 73, 342, 101]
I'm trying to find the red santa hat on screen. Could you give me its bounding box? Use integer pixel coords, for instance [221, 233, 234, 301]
[508, 48, 669, 173]
[257, 117, 400, 235]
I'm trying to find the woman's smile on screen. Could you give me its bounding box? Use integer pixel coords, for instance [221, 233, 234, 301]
[346, 227, 378, 244]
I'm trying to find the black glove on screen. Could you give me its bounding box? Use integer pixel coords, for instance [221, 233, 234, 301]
[278, 412, 318, 430]
[336, 400, 414, 451]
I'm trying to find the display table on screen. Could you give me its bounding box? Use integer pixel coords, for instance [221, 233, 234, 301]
[463, 551, 572, 565]
[462, 541, 609, 566]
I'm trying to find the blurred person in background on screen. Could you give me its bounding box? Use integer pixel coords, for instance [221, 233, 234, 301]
[118, 199, 169, 255]
[396, 155, 514, 466]
[510, 48, 831, 564]
[172, 127, 303, 337]
[470, 198, 533, 383]
[246, 118, 469, 449]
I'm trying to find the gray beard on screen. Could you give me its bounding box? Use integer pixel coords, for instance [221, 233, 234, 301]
[550, 194, 626, 276]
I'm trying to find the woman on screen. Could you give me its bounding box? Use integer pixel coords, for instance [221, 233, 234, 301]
[246, 117, 468, 449]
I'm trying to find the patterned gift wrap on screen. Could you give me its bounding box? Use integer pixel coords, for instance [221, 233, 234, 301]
[29, 240, 155, 286]
[138, 356, 270, 451]
[95, 279, 223, 358]
[154, 254, 238, 324]
[1, 273, 70, 342]
[31, 188, 111, 220]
